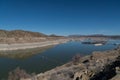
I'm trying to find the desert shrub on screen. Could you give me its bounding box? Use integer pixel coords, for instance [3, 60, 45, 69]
[8, 67, 36, 80]
[72, 54, 81, 65]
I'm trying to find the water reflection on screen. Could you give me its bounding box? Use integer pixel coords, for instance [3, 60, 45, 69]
[0, 45, 54, 59]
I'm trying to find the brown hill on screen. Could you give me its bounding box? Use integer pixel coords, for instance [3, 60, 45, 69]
[0, 30, 47, 38]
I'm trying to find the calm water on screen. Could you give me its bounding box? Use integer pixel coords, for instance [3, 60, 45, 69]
[0, 40, 120, 79]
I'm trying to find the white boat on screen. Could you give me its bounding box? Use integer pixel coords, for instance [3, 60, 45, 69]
[94, 43, 103, 46]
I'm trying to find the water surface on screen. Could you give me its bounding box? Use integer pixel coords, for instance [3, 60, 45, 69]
[0, 40, 119, 79]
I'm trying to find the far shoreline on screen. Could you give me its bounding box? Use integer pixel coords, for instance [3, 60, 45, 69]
[0, 39, 69, 51]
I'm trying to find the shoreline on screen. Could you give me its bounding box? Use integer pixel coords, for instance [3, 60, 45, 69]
[0, 39, 69, 51]
[24, 47, 120, 80]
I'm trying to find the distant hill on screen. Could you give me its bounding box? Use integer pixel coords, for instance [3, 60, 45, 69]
[0, 30, 48, 38]
[49, 34, 64, 37]
[0, 30, 65, 43]
[68, 34, 120, 39]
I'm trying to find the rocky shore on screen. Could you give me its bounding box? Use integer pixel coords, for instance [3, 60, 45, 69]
[22, 47, 120, 80]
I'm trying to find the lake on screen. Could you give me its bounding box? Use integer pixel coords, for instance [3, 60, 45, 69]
[0, 40, 120, 79]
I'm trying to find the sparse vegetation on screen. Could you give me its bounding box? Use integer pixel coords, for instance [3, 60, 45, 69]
[8, 67, 36, 80]
[72, 54, 81, 65]
[0, 30, 48, 44]
[0, 30, 47, 38]
[0, 30, 65, 44]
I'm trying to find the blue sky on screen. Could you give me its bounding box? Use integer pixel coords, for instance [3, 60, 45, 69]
[0, 0, 120, 35]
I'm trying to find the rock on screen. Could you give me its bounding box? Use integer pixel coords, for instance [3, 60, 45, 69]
[115, 67, 120, 74]
[25, 47, 120, 80]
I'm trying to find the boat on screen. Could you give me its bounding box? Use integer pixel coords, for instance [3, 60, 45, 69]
[94, 43, 103, 46]
[81, 40, 107, 45]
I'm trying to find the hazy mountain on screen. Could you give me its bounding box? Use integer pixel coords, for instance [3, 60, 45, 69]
[68, 34, 120, 39]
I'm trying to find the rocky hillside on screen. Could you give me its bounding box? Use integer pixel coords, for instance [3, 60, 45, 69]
[0, 30, 47, 38]
[0, 30, 65, 43]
